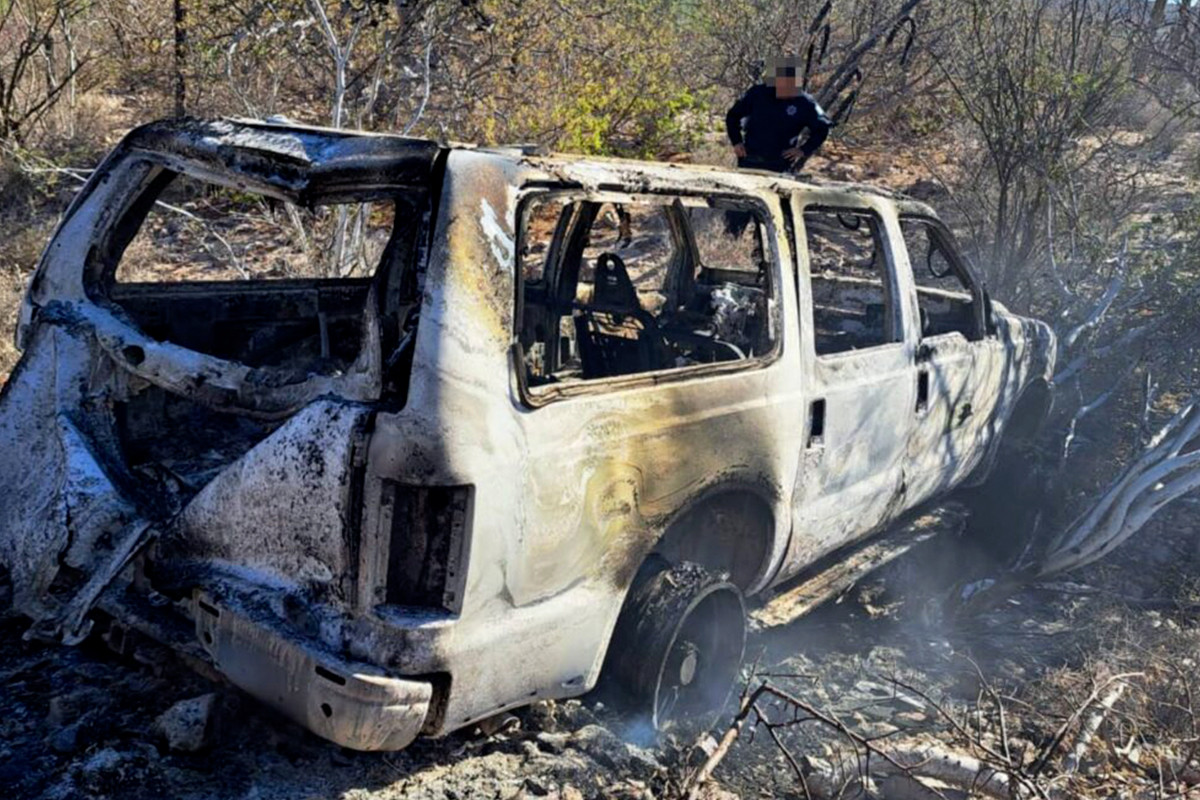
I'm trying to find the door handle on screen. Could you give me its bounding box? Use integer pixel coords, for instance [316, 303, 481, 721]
[807, 399, 826, 448]
[916, 341, 936, 363]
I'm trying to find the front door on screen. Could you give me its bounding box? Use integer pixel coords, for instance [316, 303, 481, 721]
[899, 215, 1004, 504]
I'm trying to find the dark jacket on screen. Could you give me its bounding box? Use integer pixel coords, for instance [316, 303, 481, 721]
[726, 84, 832, 171]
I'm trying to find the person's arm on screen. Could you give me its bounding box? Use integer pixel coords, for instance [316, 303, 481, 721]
[725, 88, 753, 155]
[799, 95, 833, 157]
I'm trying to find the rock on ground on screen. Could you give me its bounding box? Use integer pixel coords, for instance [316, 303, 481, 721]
[155, 692, 218, 752]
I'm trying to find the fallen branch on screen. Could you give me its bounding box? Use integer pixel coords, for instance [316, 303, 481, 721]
[1062, 682, 1126, 774]
[883, 743, 1017, 799]
[1031, 673, 1143, 779]
[1035, 402, 1200, 576]
[684, 683, 765, 798]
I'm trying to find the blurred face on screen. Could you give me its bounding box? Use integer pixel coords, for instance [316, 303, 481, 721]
[766, 56, 802, 97]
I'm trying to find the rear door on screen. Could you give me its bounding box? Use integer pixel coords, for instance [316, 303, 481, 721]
[782, 194, 918, 571]
[511, 185, 799, 595]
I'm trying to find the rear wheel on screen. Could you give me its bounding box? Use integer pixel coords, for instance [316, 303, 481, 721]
[603, 560, 746, 731]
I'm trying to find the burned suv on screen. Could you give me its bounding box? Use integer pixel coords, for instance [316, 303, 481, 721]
[0, 119, 1055, 750]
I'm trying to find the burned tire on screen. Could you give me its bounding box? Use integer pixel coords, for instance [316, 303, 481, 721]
[602, 559, 746, 731]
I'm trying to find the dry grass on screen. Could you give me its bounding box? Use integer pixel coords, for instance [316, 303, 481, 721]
[0, 151, 59, 387]
[0, 89, 143, 388]
[0, 224, 52, 386]
[0, 268, 25, 385]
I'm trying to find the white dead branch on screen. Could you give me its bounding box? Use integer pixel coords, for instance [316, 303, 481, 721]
[401, 35, 435, 136]
[1061, 256, 1125, 351]
[305, 0, 368, 130]
[1062, 682, 1126, 775]
[1034, 401, 1200, 577]
[1045, 202, 1075, 306]
[1052, 239, 1131, 386]
[1053, 317, 1161, 385]
[1061, 359, 1141, 460]
[874, 744, 1017, 799]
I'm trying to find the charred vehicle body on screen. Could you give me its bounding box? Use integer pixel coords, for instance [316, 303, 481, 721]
[0, 119, 1055, 750]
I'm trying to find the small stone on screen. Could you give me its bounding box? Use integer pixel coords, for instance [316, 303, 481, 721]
[894, 710, 928, 726]
[48, 724, 79, 754]
[623, 743, 663, 776]
[79, 748, 124, 777]
[536, 731, 569, 754]
[523, 776, 551, 796]
[561, 787, 584, 800]
[46, 696, 66, 727]
[155, 692, 217, 752]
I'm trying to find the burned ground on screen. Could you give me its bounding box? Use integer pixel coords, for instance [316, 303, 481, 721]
[3, 502, 1199, 799]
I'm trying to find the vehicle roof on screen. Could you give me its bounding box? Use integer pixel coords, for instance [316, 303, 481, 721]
[117, 117, 928, 212]
[493, 147, 906, 200]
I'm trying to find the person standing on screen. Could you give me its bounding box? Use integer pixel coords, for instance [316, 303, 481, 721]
[726, 56, 832, 173]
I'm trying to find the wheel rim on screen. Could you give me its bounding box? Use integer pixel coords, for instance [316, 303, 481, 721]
[651, 583, 745, 730]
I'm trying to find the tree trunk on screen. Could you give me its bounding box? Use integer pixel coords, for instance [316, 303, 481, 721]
[173, 0, 188, 117]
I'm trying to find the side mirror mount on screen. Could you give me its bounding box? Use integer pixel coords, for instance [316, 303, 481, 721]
[982, 287, 997, 335]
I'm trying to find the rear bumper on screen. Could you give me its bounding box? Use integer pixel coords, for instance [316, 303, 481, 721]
[193, 591, 432, 751]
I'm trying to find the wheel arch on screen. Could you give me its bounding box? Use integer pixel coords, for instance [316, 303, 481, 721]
[1004, 378, 1054, 442]
[646, 482, 781, 595]
[966, 377, 1054, 488]
[587, 481, 781, 697]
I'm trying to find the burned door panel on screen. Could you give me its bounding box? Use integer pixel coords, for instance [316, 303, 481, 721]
[783, 199, 916, 573]
[907, 334, 1007, 501]
[898, 215, 1006, 500]
[786, 347, 916, 567]
[512, 186, 798, 591]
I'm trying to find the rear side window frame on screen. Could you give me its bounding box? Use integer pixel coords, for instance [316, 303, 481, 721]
[87, 156, 419, 294]
[511, 186, 787, 408]
[75, 153, 432, 407]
